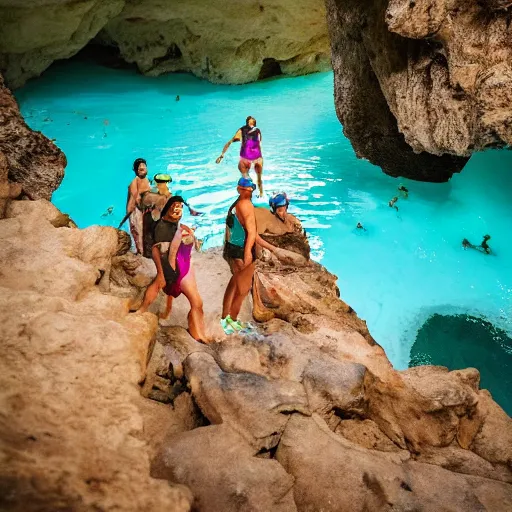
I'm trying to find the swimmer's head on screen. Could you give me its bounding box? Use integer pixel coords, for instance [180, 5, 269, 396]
[161, 195, 184, 222]
[357, 222, 363, 229]
[133, 158, 147, 178]
[237, 176, 256, 198]
[269, 192, 289, 219]
[483, 234, 491, 241]
[462, 238, 470, 247]
[246, 116, 256, 127]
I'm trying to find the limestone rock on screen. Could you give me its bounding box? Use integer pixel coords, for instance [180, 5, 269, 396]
[0, 74, 66, 198]
[0, 0, 329, 88]
[151, 423, 297, 512]
[183, 351, 310, 450]
[277, 413, 512, 511]
[0, 198, 192, 511]
[325, 0, 512, 182]
[0, 0, 125, 89]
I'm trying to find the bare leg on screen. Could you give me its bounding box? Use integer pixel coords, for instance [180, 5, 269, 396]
[138, 278, 163, 313]
[230, 262, 255, 320]
[254, 159, 263, 197]
[159, 294, 174, 319]
[180, 268, 207, 341]
[238, 159, 250, 179]
[222, 259, 243, 318]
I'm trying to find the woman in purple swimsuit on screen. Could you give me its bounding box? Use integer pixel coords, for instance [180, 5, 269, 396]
[216, 116, 264, 197]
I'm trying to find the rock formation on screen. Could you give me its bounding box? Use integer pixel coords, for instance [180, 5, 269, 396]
[325, 0, 512, 182]
[0, 73, 66, 199]
[2, 189, 512, 509]
[0, 0, 330, 89]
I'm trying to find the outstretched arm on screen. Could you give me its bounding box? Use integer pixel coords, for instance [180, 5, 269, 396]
[216, 129, 241, 163]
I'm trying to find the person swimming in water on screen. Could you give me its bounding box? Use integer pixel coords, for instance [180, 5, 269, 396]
[216, 116, 264, 197]
[398, 184, 409, 198]
[462, 234, 492, 254]
[389, 196, 399, 211]
[101, 206, 114, 217]
[137, 196, 207, 341]
[356, 222, 367, 231]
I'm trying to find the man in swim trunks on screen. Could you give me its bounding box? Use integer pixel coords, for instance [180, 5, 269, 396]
[221, 177, 293, 334]
[216, 116, 264, 197]
[125, 158, 151, 254]
[137, 196, 207, 341]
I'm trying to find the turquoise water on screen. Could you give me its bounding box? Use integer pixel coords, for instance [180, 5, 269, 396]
[16, 62, 512, 411]
[410, 314, 512, 415]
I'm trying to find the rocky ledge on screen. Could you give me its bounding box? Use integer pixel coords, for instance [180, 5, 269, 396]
[0, 0, 330, 89]
[1, 168, 511, 510]
[325, 0, 512, 182]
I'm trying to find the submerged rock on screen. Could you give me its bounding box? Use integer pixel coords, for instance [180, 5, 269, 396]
[325, 0, 512, 182]
[0, 0, 330, 88]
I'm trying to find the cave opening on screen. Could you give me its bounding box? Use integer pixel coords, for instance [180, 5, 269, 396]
[258, 58, 283, 80]
[68, 42, 136, 71]
[409, 313, 512, 415]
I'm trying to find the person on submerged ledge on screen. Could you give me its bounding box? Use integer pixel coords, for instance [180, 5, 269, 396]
[216, 116, 264, 197]
[137, 196, 207, 342]
[221, 178, 303, 335]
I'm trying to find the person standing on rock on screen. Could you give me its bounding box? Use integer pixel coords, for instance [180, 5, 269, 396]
[137, 196, 207, 342]
[216, 116, 264, 197]
[124, 158, 151, 254]
[221, 178, 299, 334]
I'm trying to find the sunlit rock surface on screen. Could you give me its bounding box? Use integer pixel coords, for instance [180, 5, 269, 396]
[0, 0, 330, 88]
[325, 0, 512, 182]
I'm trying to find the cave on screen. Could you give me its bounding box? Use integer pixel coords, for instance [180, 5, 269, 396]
[410, 313, 512, 415]
[69, 42, 136, 71]
[258, 58, 283, 80]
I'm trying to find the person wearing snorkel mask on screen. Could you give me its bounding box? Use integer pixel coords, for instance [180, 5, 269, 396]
[216, 116, 264, 197]
[254, 192, 303, 236]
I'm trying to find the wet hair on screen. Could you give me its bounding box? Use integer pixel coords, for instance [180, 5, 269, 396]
[246, 116, 256, 126]
[483, 234, 491, 241]
[160, 195, 184, 218]
[133, 158, 147, 174]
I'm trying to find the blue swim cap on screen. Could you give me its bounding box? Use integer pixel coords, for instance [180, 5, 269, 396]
[238, 177, 256, 190]
[269, 193, 288, 209]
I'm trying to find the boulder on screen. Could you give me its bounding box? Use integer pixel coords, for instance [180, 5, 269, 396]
[151, 423, 297, 512]
[183, 351, 310, 450]
[277, 413, 512, 511]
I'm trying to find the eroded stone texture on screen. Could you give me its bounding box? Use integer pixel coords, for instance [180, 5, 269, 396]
[0, 199, 192, 511]
[0, 74, 66, 199]
[0, 0, 329, 88]
[277, 414, 512, 512]
[325, 0, 512, 182]
[151, 424, 297, 512]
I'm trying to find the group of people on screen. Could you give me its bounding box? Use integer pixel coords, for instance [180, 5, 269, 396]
[122, 116, 304, 342]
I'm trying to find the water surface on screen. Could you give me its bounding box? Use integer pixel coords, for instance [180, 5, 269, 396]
[16, 61, 512, 412]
